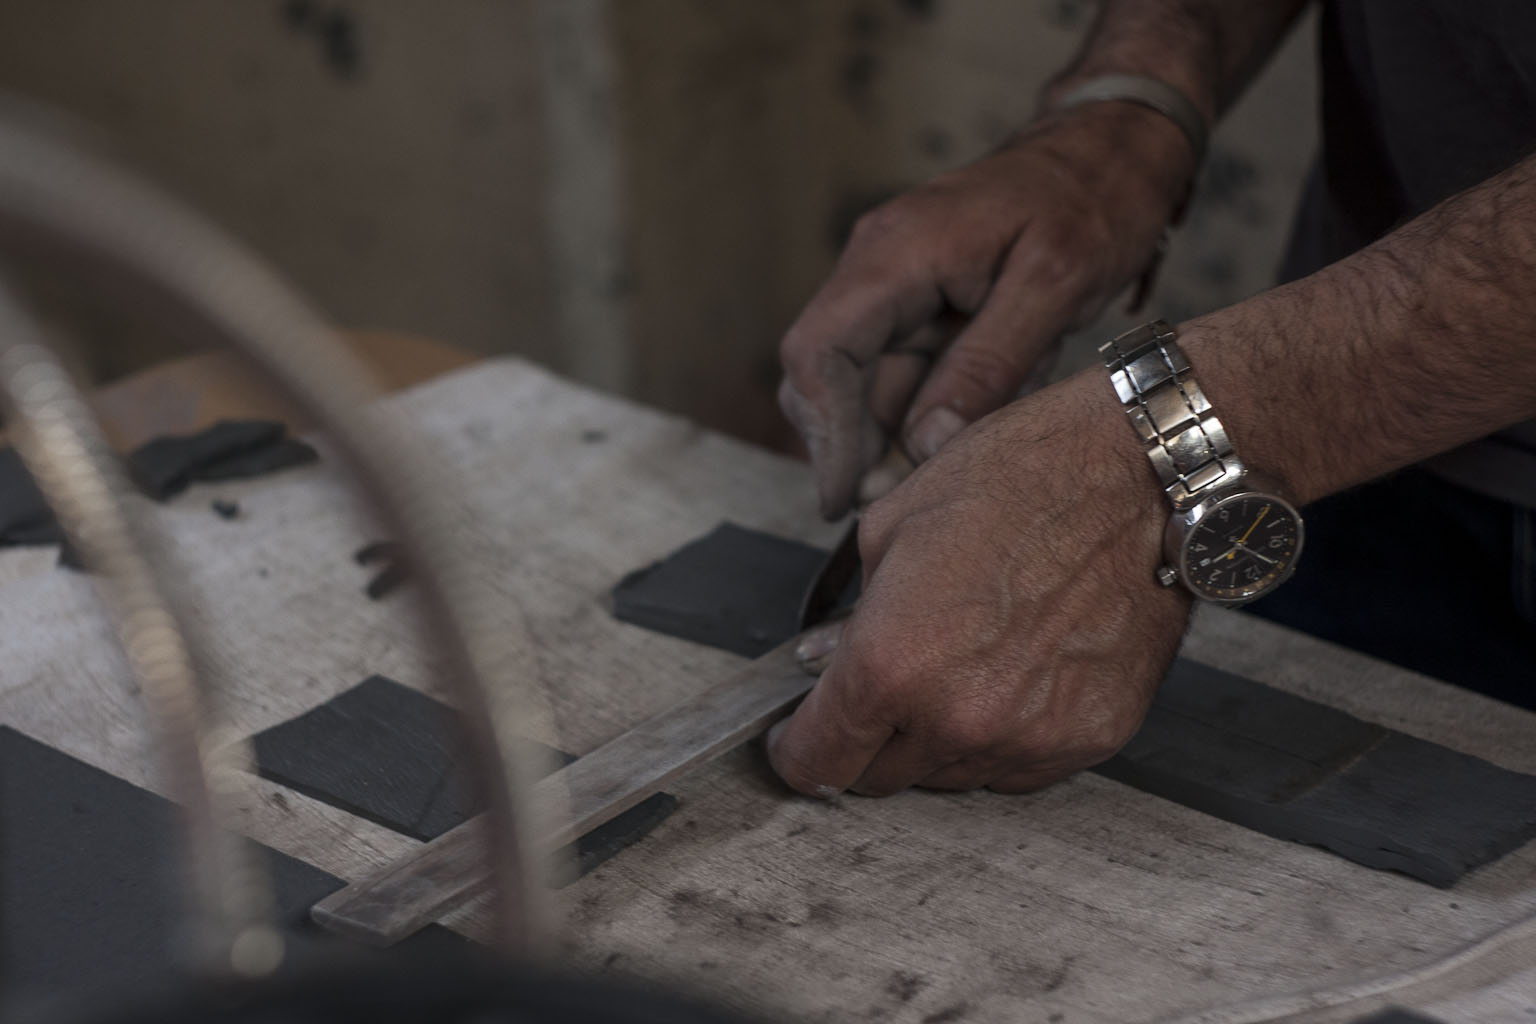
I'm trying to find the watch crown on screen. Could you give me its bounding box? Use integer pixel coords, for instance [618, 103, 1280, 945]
[1156, 565, 1179, 588]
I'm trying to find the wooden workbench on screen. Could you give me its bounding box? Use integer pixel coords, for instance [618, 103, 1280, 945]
[2, 358, 1534, 1022]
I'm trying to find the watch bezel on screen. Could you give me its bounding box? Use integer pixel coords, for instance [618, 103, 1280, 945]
[1163, 480, 1305, 605]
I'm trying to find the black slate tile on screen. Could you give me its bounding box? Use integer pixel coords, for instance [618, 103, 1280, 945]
[0, 726, 464, 1012]
[611, 521, 831, 658]
[250, 676, 677, 882]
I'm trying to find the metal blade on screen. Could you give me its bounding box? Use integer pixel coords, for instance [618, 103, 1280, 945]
[797, 521, 860, 631]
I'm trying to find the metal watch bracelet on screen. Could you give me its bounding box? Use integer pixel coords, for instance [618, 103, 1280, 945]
[1099, 320, 1244, 510]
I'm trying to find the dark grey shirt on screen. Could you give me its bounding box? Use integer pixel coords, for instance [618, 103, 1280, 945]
[1280, 0, 1536, 507]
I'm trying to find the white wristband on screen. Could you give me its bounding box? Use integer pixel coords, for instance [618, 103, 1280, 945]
[1051, 73, 1208, 171]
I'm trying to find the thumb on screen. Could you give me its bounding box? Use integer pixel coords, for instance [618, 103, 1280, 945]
[767, 654, 892, 798]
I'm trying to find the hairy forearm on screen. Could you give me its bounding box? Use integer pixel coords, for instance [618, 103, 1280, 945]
[1185, 153, 1536, 505]
[1041, 0, 1312, 122]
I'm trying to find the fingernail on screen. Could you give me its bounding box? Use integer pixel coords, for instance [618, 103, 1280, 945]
[905, 406, 965, 461]
[765, 721, 842, 799]
[795, 620, 844, 672]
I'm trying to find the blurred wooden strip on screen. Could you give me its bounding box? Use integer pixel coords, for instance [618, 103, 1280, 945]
[82, 330, 479, 451]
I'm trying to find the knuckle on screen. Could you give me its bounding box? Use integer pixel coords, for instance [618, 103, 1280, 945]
[776, 374, 819, 435]
[837, 637, 911, 719]
[931, 704, 1001, 755]
[856, 497, 897, 560]
[1014, 692, 1143, 770]
[775, 374, 801, 417]
[1022, 241, 1084, 293]
[1028, 214, 1114, 294]
[778, 323, 825, 380]
[1074, 719, 1134, 766]
[1084, 700, 1145, 761]
[848, 201, 910, 246]
[942, 345, 1027, 406]
[845, 651, 903, 712]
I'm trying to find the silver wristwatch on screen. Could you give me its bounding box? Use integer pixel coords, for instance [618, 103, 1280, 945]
[1100, 320, 1304, 605]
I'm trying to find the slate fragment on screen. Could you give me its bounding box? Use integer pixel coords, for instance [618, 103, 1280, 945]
[251, 675, 677, 881]
[128, 419, 317, 500]
[2, 420, 316, 555]
[354, 539, 408, 599]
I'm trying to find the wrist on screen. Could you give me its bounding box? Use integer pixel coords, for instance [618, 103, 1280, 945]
[1008, 368, 1173, 579]
[1045, 74, 1207, 179]
[1022, 101, 1199, 234]
[1174, 314, 1324, 505]
[1039, 15, 1220, 131]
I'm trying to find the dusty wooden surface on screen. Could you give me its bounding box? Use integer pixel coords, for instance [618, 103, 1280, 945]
[2, 358, 1534, 1022]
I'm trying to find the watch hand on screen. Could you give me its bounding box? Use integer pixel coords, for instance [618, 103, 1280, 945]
[1235, 542, 1276, 566]
[1225, 504, 1272, 559]
[1237, 505, 1270, 544]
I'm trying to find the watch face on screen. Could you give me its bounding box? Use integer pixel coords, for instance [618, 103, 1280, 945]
[1180, 492, 1303, 603]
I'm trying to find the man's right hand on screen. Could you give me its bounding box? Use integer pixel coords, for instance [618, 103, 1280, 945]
[778, 101, 1196, 519]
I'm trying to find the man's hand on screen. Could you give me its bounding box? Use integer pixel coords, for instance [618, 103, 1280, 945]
[765, 0, 1321, 796]
[768, 370, 1191, 796]
[778, 103, 1193, 519]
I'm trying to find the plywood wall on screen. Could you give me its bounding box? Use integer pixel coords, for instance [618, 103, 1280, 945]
[0, 0, 1317, 450]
